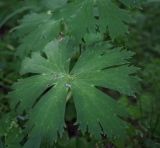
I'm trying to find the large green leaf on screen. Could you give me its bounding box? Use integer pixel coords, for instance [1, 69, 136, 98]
[9, 39, 140, 147]
[55, 0, 132, 39]
[15, 0, 137, 57]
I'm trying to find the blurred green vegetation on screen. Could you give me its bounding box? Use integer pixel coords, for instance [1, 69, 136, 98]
[0, 0, 160, 147]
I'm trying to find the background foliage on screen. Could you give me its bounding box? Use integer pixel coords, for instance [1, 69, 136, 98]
[0, 0, 160, 147]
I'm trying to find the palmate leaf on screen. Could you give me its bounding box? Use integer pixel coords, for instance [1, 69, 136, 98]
[55, 0, 132, 39]
[14, 0, 143, 57]
[9, 39, 140, 147]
